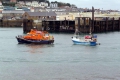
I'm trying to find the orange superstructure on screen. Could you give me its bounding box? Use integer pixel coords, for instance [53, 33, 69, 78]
[23, 29, 54, 41]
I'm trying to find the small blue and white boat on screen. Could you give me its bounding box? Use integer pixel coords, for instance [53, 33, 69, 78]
[72, 34, 98, 46]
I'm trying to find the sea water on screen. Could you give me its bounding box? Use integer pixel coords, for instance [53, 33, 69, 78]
[0, 28, 120, 80]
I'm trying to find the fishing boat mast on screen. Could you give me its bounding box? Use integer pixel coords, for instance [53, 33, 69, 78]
[91, 6, 94, 35]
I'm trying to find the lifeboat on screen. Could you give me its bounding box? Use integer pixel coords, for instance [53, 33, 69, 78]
[16, 29, 54, 44]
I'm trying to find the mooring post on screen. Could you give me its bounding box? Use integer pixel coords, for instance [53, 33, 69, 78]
[78, 17, 80, 31]
[98, 21, 102, 32]
[84, 17, 87, 33]
[112, 17, 114, 31]
[53, 21, 55, 31]
[89, 18, 92, 33]
[0, 19, 3, 27]
[106, 17, 108, 32]
[60, 21, 62, 30]
[65, 17, 66, 30]
[119, 17, 120, 31]
[92, 6, 94, 33]
[44, 21, 46, 31]
[23, 19, 27, 33]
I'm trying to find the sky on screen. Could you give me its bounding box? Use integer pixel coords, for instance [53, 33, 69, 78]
[49, 0, 120, 10]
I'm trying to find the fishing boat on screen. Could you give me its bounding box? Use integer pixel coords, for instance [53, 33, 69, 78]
[72, 29, 99, 46]
[16, 29, 54, 44]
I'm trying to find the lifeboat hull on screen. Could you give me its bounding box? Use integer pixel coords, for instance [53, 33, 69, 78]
[16, 36, 54, 44]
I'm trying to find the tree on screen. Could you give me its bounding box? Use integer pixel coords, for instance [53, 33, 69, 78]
[66, 3, 70, 7]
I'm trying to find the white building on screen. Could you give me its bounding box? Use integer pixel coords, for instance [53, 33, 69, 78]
[24, 1, 48, 8]
[18, 1, 25, 6]
[50, 3, 58, 8]
[25, 1, 32, 7]
[0, 1, 2, 5]
[31, 1, 39, 7]
[39, 2, 48, 8]
[0, 1, 3, 13]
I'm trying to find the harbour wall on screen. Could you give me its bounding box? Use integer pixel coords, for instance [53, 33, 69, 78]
[0, 19, 23, 27]
[75, 17, 120, 33]
[41, 17, 120, 33]
[0, 17, 120, 33]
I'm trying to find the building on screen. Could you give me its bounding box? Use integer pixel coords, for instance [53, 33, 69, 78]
[0, 1, 3, 13]
[50, 2, 58, 8]
[2, 10, 25, 19]
[10, 0, 17, 3]
[23, 11, 56, 20]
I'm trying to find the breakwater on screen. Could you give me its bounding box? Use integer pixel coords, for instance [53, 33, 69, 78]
[75, 17, 120, 33]
[22, 17, 120, 33]
[22, 19, 75, 33]
[0, 19, 23, 27]
[0, 17, 120, 33]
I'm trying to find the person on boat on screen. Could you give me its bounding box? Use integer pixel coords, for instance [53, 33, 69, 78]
[75, 28, 79, 35]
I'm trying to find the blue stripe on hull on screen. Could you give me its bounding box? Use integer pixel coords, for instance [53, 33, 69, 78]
[90, 42, 97, 46]
[16, 37, 54, 44]
[72, 40, 96, 46]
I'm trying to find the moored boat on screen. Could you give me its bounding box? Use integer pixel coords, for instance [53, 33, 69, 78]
[72, 33, 98, 46]
[16, 29, 54, 44]
[72, 28, 99, 46]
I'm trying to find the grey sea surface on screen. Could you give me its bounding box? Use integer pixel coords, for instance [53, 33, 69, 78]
[0, 28, 120, 80]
